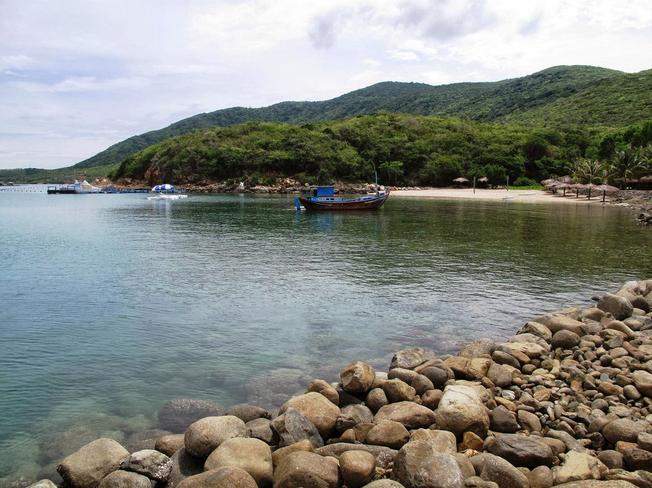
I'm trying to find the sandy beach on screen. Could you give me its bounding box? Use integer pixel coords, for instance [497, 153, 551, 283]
[392, 188, 610, 204]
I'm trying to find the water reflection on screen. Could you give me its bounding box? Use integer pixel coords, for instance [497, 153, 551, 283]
[0, 193, 650, 483]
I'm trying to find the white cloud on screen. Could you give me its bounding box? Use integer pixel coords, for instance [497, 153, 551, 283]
[0, 0, 651, 168]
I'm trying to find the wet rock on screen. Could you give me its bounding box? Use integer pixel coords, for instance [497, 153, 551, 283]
[597, 451, 623, 470]
[341, 361, 376, 395]
[374, 401, 437, 429]
[122, 449, 171, 481]
[434, 384, 490, 437]
[418, 367, 450, 389]
[245, 418, 276, 445]
[167, 448, 203, 488]
[225, 404, 270, 423]
[361, 481, 405, 488]
[244, 368, 310, 407]
[57, 438, 130, 488]
[597, 294, 633, 320]
[411, 374, 434, 395]
[382, 379, 416, 403]
[553, 450, 608, 484]
[479, 453, 529, 488]
[519, 322, 553, 341]
[97, 470, 150, 488]
[155, 434, 185, 457]
[340, 450, 375, 488]
[158, 399, 223, 433]
[484, 433, 554, 468]
[459, 339, 496, 358]
[273, 451, 339, 488]
[204, 438, 273, 487]
[183, 416, 246, 458]
[176, 467, 257, 488]
[280, 392, 340, 438]
[365, 420, 410, 449]
[487, 363, 512, 388]
[393, 440, 464, 488]
[270, 408, 323, 448]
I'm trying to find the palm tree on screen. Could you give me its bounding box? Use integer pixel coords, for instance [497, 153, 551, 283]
[611, 147, 646, 189]
[572, 158, 608, 184]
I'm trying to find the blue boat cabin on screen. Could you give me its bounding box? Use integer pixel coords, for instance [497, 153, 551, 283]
[302, 186, 335, 197]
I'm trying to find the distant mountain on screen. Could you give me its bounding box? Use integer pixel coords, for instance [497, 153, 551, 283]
[74, 65, 627, 170]
[3, 65, 650, 183]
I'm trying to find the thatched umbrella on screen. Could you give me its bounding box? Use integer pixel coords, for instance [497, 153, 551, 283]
[585, 183, 597, 200]
[555, 182, 572, 197]
[541, 178, 555, 186]
[559, 175, 573, 184]
[594, 184, 619, 203]
[453, 177, 469, 184]
[568, 183, 584, 198]
[478, 177, 488, 183]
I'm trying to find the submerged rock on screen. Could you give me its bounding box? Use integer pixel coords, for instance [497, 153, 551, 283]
[158, 399, 224, 433]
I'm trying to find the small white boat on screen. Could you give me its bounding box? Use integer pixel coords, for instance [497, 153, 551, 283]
[147, 184, 188, 201]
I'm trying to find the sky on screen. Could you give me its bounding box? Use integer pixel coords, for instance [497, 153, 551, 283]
[1, 0, 651, 169]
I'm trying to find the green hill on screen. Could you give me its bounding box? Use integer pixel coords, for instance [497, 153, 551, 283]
[75, 65, 623, 170]
[3, 64, 651, 184]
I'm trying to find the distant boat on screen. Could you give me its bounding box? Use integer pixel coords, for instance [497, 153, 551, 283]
[47, 180, 100, 194]
[295, 186, 389, 211]
[147, 184, 188, 201]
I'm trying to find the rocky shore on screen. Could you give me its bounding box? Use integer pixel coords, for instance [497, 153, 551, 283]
[20, 280, 652, 488]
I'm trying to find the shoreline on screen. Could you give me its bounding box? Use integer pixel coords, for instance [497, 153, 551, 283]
[11, 279, 652, 488]
[391, 188, 613, 205]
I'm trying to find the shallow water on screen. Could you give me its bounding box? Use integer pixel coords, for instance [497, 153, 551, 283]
[0, 189, 650, 481]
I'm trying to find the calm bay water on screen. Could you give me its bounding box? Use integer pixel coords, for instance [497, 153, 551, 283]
[0, 189, 650, 482]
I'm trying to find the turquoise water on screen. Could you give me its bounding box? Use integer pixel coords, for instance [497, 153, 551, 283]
[0, 189, 650, 483]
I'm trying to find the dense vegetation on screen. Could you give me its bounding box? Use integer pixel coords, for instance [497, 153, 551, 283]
[111, 114, 652, 187]
[2, 65, 650, 184]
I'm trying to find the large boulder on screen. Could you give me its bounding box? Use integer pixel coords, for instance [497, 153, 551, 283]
[553, 450, 608, 484]
[271, 408, 323, 447]
[57, 438, 130, 488]
[167, 448, 204, 488]
[98, 470, 151, 488]
[484, 433, 554, 468]
[155, 434, 185, 456]
[632, 370, 652, 397]
[479, 453, 529, 488]
[184, 416, 246, 458]
[390, 348, 436, 370]
[409, 429, 456, 455]
[204, 438, 272, 487]
[280, 392, 340, 438]
[393, 440, 464, 488]
[374, 401, 436, 429]
[536, 314, 584, 335]
[225, 404, 270, 423]
[340, 361, 376, 394]
[122, 449, 172, 481]
[382, 379, 416, 403]
[597, 294, 633, 320]
[176, 467, 257, 488]
[365, 420, 410, 449]
[340, 450, 375, 488]
[434, 384, 489, 437]
[273, 451, 340, 488]
[602, 419, 648, 444]
[245, 418, 276, 445]
[158, 399, 224, 433]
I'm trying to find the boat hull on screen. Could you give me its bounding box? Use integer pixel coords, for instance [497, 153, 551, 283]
[298, 191, 389, 211]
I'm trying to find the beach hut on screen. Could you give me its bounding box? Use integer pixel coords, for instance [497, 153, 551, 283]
[555, 182, 571, 197]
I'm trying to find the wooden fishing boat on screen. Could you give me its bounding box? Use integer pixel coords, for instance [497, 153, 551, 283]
[295, 186, 389, 211]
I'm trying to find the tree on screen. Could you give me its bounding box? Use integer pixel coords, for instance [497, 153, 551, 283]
[572, 158, 607, 184]
[379, 161, 404, 185]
